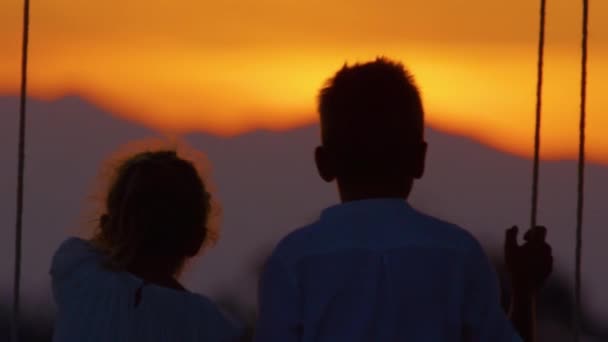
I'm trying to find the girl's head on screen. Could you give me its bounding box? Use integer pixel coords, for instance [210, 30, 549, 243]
[94, 149, 212, 277]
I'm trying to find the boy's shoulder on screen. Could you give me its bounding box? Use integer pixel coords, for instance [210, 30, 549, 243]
[409, 209, 483, 251]
[270, 205, 484, 267]
[270, 221, 322, 264]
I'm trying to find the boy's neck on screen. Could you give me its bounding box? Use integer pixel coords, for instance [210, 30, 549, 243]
[337, 179, 413, 203]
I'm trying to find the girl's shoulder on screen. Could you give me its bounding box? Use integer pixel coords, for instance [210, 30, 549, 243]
[50, 237, 102, 279]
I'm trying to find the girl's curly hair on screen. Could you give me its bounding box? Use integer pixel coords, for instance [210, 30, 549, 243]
[93, 149, 212, 276]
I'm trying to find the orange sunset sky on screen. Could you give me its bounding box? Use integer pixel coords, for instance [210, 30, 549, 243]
[0, 0, 606, 163]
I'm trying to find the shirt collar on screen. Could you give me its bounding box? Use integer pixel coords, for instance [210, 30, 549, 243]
[321, 198, 413, 222]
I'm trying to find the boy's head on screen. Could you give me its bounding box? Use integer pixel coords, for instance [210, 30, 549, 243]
[315, 57, 427, 200]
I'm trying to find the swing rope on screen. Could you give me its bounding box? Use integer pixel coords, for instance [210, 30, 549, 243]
[11, 0, 30, 340]
[574, 0, 589, 340]
[530, 0, 547, 230]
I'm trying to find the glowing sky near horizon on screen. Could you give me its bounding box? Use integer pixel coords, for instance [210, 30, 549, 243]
[0, 0, 606, 163]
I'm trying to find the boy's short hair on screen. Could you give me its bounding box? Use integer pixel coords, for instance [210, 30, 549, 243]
[318, 57, 425, 179]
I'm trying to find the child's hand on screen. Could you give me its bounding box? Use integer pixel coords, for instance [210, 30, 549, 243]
[505, 226, 553, 296]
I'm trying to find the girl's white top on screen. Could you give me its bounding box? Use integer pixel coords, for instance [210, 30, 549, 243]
[51, 237, 241, 342]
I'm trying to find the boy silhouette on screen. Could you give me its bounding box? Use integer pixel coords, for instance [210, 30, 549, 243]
[254, 58, 551, 342]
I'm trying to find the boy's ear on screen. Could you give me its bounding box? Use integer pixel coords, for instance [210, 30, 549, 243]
[315, 146, 336, 183]
[412, 141, 427, 179]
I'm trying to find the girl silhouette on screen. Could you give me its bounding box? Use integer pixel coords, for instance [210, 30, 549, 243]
[51, 148, 241, 341]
